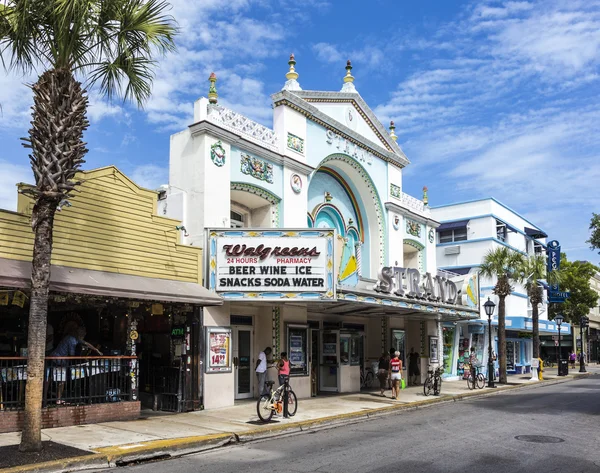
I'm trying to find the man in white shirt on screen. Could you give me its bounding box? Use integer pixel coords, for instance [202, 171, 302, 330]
[256, 347, 272, 397]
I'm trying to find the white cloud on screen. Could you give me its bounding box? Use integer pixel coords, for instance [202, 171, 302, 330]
[131, 164, 168, 190]
[0, 161, 32, 211]
[312, 42, 385, 69]
[0, 73, 33, 130]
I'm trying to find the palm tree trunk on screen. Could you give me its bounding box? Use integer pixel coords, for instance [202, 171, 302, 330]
[498, 295, 507, 383]
[19, 68, 87, 452]
[532, 301, 539, 360]
[20, 198, 58, 452]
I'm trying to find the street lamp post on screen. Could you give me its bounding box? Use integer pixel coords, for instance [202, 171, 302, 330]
[484, 298, 496, 388]
[579, 316, 588, 373]
[555, 314, 564, 376]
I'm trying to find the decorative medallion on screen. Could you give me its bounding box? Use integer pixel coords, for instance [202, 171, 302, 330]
[240, 153, 273, 183]
[210, 141, 226, 167]
[324, 191, 333, 202]
[406, 219, 421, 238]
[428, 228, 434, 243]
[290, 174, 302, 194]
[287, 133, 304, 154]
[390, 183, 402, 200]
[345, 107, 357, 130]
[392, 214, 400, 231]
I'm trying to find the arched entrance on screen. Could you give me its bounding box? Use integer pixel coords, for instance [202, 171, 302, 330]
[307, 154, 384, 282]
[403, 239, 424, 273]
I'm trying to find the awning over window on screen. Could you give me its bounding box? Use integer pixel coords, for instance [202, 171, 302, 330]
[0, 257, 222, 306]
[437, 220, 469, 232]
[525, 227, 548, 239]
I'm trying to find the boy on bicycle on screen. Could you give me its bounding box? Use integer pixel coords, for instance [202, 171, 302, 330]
[469, 347, 478, 381]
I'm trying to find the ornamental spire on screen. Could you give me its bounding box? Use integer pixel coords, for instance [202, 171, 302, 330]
[208, 72, 218, 104]
[282, 53, 302, 91]
[389, 121, 397, 141]
[423, 186, 429, 206]
[341, 59, 357, 93]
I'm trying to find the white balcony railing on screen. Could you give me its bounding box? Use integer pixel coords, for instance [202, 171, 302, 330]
[399, 192, 430, 217]
[207, 105, 279, 152]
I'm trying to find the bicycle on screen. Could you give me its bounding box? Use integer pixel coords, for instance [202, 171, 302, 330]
[466, 366, 486, 390]
[423, 365, 444, 396]
[360, 366, 375, 389]
[543, 358, 555, 368]
[256, 378, 297, 422]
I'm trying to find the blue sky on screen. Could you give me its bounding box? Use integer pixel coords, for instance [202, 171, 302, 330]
[1, 0, 599, 263]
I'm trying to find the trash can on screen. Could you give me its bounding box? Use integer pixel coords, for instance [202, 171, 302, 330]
[558, 359, 569, 376]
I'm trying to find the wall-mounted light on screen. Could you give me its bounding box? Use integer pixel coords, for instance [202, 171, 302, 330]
[176, 225, 189, 237]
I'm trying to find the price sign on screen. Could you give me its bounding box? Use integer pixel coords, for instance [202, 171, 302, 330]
[205, 327, 232, 373]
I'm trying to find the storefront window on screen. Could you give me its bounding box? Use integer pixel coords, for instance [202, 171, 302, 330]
[391, 330, 406, 366]
[350, 334, 361, 366]
[340, 335, 350, 364]
[506, 340, 516, 371]
[322, 332, 338, 365]
[287, 325, 308, 376]
[472, 333, 485, 363]
[442, 326, 455, 375]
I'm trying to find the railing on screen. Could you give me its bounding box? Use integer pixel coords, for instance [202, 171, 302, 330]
[207, 105, 279, 151]
[401, 192, 429, 216]
[0, 356, 138, 411]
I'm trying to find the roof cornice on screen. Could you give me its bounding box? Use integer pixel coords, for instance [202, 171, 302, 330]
[188, 120, 315, 175]
[385, 202, 440, 227]
[271, 90, 409, 168]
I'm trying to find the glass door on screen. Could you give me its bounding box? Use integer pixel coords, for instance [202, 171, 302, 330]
[310, 329, 319, 396]
[232, 326, 253, 399]
[320, 331, 339, 392]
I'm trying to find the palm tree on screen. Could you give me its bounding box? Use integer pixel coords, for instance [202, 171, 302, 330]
[517, 256, 546, 361]
[0, 0, 176, 452]
[480, 247, 524, 384]
[517, 255, 561, 362]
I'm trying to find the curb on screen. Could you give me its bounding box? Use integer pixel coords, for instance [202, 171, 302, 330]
[3, 372, 593, 473]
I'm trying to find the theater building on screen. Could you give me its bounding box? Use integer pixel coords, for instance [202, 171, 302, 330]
[160, 57, 479, 409]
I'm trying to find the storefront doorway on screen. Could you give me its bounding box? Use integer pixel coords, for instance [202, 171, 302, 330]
[320, 331, 339, 392]
[232, 326, 253, 399]
[310, 328, 319, 396]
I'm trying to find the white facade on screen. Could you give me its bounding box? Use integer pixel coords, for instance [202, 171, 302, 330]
[159, 60, 478, 409]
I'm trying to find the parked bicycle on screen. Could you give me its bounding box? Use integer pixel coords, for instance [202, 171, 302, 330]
[543, 358, 555, 368]
[466, 365, 486, 390]
[256, 378, 297, 422]
[360, 366, 375, 389]
[423, 365, 444, 396]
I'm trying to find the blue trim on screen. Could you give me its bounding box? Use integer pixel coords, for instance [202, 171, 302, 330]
[430, 197, 546, 235]
[439, 264, 481, 270]
[436, 237, 527, 255]
[437, 214, 546, 243]
[480, 286, 528, 298]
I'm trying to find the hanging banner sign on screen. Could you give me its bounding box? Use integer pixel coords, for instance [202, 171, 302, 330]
[207, 229, 335, 300]
[546, 240, 569, 303]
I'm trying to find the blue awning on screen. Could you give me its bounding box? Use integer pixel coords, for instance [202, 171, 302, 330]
[525, 227, 548, 239]
[438, 220, 469, 231]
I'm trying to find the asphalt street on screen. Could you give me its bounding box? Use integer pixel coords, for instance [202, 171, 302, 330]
[106, 375, 600, 473]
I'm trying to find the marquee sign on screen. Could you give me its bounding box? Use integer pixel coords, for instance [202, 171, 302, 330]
[374, 266, 459, 305]
[206, 229, 335, 300]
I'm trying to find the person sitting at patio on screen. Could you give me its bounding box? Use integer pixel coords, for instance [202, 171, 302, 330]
[50, 325, 102, 403]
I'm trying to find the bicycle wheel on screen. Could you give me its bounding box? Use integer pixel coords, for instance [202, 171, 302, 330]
[466, 375, 475, 390]
[423, 377, 433, 396]
[286, 390, 298, 416]
[477, 373, 486, 389]
[434, 377, 442, 395]
[256, 395, 274, 422]
[365, 371, 374, 389]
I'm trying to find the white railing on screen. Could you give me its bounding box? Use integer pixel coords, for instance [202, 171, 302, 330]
[437, 269, 460, 279]
[400, 192, 430, 217]
[207, 105, 279, 152]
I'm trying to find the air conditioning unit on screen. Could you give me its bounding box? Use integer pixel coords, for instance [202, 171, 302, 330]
[444, 246, 460, 255]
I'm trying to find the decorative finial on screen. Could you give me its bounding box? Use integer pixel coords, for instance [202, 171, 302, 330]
[282, 53, 302, 91]
[208, 72, 218, 104]
[423, 186, 429, 206]
[389, 121, 397, 141]
[341, 59, 357, 93]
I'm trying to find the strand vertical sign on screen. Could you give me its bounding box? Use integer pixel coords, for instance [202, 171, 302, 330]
[546, 240, 569, 303]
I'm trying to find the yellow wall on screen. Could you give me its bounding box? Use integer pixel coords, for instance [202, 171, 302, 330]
[0, 166, 203, 284]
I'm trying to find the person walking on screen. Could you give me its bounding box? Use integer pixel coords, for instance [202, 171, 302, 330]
[277, 352, 290, 386]
[377, 352, 390, 396]
[390, 351, 403, 400]
[569, 350, 577, 369]
[256, 346, 272, 397]
[408, 347, 420, 386]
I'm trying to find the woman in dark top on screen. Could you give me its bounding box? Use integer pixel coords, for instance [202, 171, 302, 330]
[377, 353, 390, 396]
[408, 347, 420, 386]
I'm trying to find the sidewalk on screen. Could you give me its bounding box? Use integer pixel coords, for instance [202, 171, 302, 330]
[1, 366, 597, 473]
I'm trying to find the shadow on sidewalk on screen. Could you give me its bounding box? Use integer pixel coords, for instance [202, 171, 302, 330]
[0, 441, 93, 469]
